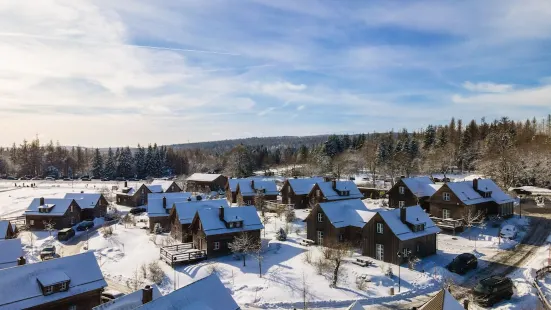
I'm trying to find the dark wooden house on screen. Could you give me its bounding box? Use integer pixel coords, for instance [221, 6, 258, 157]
[149, 180, 182, 193]
[387, 177, 440, 212]
[93, 284, 162, 309]
[189, 206, 263, 258]
[116, 182, 152, 207]
[281, 177, 324, 209]
[186, 173, 228, 193]
[0, 251, 106, 310]
[418, 288, 464, 310]
[236, 179, 278, 205]
[0, 220, 15, 240]
[361, 205, 439, 265]
[308, 180, 363, 206]
[147, 193, 193, 232]
[429, 178, 515, 220]
[64, 193, 108, 220]
[304, 199, 375, 246]
[25, 197, 82, 230]
[170, 199, 230, 242]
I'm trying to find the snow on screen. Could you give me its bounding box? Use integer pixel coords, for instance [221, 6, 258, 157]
[187, 173, 224, 182]
[510, 186, 551, 196]
[0, 238, 23, 270]
[378, 206, 440, 241]
[149, 180, 179, 192]
[318, 181, 363, 201]
[288, 177, 325, 195]
[197, 206, 263, 236]
[446, 179, 514, 206]
[174, 199, 230, 224]
[317, 199, 376, 228]
[36, 270, 70, 286]
[401, 177, 438, 197]
[347, 301, 363, 310]
[94, 285, 162, 310]
[25, 198, 74, 216]
[145, 184, 163, 193]
[64, 193, 101, 209]
[239, 180, 279, 196]
[147, 194, 193, 218]
[0, 220, 9, 239]
[0, 252, 106, 310]
[500, 225, 518, 239]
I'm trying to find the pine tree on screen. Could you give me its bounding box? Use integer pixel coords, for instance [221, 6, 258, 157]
[91, 148, 103, 178]
[117, 147, 133, 178]
[104, 147, 117, 179]
[145, 144, 154, 177]
[423, 125, 436, 149]
[134, 145, 146, 179]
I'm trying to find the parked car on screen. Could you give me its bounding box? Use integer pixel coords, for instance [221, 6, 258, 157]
[19, 176, 30, 180]
[76, 220, 94, 231]
[129, 207, 146, 215]
[63, 177, 72, 181]
[6, 176, 17, 180]
[500, 225, 518, 239]
[115, 177, 126, 181]
[101, 289, 125, 303]
[81, 176, 91, 181]
[472, 276, 513, 307]
[447, 253, 478, 275]
[101, 177, 110, 181]
[44, 176, 55, 181]
[40, 246, 56, 260]
[57, 228, 75, 241]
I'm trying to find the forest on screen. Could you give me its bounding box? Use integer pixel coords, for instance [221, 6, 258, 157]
[1, 115, 550, 188]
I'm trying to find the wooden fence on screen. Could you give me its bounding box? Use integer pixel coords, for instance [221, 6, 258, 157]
[534, 266, 551, 310]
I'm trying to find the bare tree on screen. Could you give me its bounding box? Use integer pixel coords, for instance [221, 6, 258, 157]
[251, 241, 264, 278]
[228, 232, 259, 267]
[302, 272, 309, 310]
[254, 191, 266, 216]
[122, 213, 133, 228]
[147, 261, 165, 284]
[43, 220, 56, 237]
[462, 206, 485, 242]
[327, 242, 350, 287]
[261, 215, 271, 238]
[127, 268, 146, 291]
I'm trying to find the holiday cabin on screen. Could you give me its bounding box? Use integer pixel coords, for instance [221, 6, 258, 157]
[387, 177, 441, 212]
[170, 199, 230, 242]
[25, 197, 82, 230]
[147, 192, 193, 232]
[64, 193, 108, 220]
[308, 180, 363, 206]
[186, 173, 228, 193]
[235, 179, 278, 205]
[281, 177, 324, 209]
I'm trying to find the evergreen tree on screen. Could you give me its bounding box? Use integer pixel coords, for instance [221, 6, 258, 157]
[117, 147, 133, 178]
[134, 145, 146, 178]
[145, 144, 155, 177]
[423, 125, 436, 149]
[104, 147, 117, 178]
[91, 148, 103, 178]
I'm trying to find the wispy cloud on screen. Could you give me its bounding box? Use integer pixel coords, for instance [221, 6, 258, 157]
[462, 81, 514, 93]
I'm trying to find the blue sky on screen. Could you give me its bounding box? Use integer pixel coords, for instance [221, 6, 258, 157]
[0, 0, 550, 147]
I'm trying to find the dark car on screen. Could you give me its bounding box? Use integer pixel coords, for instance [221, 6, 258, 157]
[115, 177, 126, 181]
[40, 246, 56, 260]
[81, 176, 91, 181]
[76, 220, 94, 231]
[472, 276, 513, 307]
[129, 207, 146, 215]
[57, 228, 75, 241]
[63, 177, 72, 181]
[447, 253, 478, 275]
[101, 177, 110, 181]
[6, 176, 17, 180]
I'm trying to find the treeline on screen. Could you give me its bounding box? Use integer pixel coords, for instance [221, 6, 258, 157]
[1, 115, 550, 187]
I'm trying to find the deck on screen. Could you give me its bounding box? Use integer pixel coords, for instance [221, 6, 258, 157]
[160, 243, 207, 266]
[430, 217, 464, 233]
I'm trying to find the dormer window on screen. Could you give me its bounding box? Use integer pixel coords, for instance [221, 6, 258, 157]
[44, 285, 53, 295]
[413, 224, 425, 232]
[60, 282, 68, 291]
[229, 222, 234, 228]
[236, 221, 241, 228]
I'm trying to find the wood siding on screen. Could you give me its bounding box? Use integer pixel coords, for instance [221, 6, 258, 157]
[191, 219, 261, 258]
[304, 204, 363, 246]
[186, 175, 228, 193]
[387, 179, 431, 211]
[281, 181, 310, 209]
[26, 201, 82, 230]
[25, 288, 103, 310]
[116, 184, 151, 208]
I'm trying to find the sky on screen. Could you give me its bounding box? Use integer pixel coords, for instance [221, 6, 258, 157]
[1, 0, 551, 147]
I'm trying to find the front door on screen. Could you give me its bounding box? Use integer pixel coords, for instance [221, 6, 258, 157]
[376, 244, 384, 261]
[317, 231, 324, 245]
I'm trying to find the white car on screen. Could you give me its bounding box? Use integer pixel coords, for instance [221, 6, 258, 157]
[500, 225, 518, 239]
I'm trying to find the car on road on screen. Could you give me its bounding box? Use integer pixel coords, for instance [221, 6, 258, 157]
[40, 246, 56, 260]
[446, 253, 477, 275]
[472, 276, 513, 307]
[129, 207, 146, 215]
[76, 220, 94, 231]
[57, 228, 75, 241]
[500, 225, 518, 239]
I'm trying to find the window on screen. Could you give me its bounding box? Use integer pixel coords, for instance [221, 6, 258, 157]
[70, 205, 74, 212]
[117, 197, 121, 203]
[443, 209, 451, 219]
[236, 222, 241, 228]
[398, 201, 405, 208]
[375, 244, 384, 261]
[317, 213, 323, 223]
[229, 222, 234, 228]
[30, 220, 34, 225]
[399, 186, 405, 195]
[60, 282, 68, 291]
[44, 285, 53, 295]
[443, 192, 451, 201]
[316, 189, 321, 197]
[376, 223, 384, 234]
[416, 244, 421, 253]
[339, 234, 344, 242]
[213, 241, 220, 250]
[70, 217, 75, 225]
[402, 248, 410, 257]
[317, 231, 324, 245]
[68, 305, 77, 310]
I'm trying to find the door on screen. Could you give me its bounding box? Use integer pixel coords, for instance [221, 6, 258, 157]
[376, 244, 384, 261]
[317, 231, 324, 245]
[443, 209, 451, 219]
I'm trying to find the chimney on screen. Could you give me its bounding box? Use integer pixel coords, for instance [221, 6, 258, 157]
[250, 180, 255, 189]
[39, 197, 44, 206]
[142, 285, 153, 304]
[331, 180, 337, 190]
[124, 181, 128, 188]
[162, 197, 167, 208]
[473, 178, 478, 191]
[196, 195, 202, 201]
[400, 175, 405, 179]
[187, 197, 192, 201]
[219, 206, 224, 221]
[17, 256, 26, 266]
[80, 190, 84, 194]
[463, 299, 469, 309]
[400, 205, 407, 224]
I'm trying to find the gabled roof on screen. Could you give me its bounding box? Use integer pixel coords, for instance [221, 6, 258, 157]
[400, 177, 439, 197]
[227, 178, 253, 192]
[187, 173, 225, 182]
[147, 193, 193, 218]
[196, 206, 263, 236]
[64, 193, 102, 209]
[0, 220, 10, 239]
[0, 252, 107, 309]
[317, 199, 376, 228]
[25, 198, 75, 216]
[150, 180, 180, 192]
[445, 179, 514, 206]
[93, 285, 162, 310]
[145, 184, 164, 193]
[0, 238, 22, 270]
[118, 187, 136, 196]
[287, 177, 324, 195]
[238, 179, 278, 196]
[175, 199, 230, 225]
[419, 288, 463, 310]
[316, 181, 363, 201]
[137, 274, 239, 310]
[378, 205, 440, 241]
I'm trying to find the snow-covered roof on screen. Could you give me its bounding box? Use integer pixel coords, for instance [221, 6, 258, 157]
[378, 205, 440, 241]
[288, 177, 324, 195]
[0, 238, 22, 270]
[25, 198, 75, 216]
[150, 180, 180, 192]
[318, 199, 376, 228]
[145, 184, 164, 193]
[93, 285, 162, 310]
[446, 179, 514, 206]
[0, 252, 107, 309]
[64, 193, 102, 209]
[0, 220, 10, 239]
[347, 301, 364, 310]
[316, 181, 363, 201]
[187, 173, 224, 182]
[147, 193, 193, 218]
[37, 270, 70, 286]
[196, 206, 263, 236]
[419, 288, 463, 310]
[238, 179, 278, 196]
[137, 274, 239, 310]
[401, 177, 438, 197]
[174, 199, 230, 224]
[118, 187, 135, 196]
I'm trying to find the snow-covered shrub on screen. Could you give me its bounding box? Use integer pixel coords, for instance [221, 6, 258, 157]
[322, 246, 334, 260]
[385, 265, 394, 278]
[302, 249, 313, 264]
[276, 228, 287, 241]
[101, 225, 113, 238]
[148, 261, 165, 284]
[295, 227, 302, 235]
[285, 209, 296, 222]
[356, 276, 367, 291]
[314, 258, 330, 275]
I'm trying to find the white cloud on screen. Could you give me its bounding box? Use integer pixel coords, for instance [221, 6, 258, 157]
[453, 84, 551, 107]
[257, 107, 275, 116]
[462, 81, 514, 93]
[297, 105, 305, 111]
